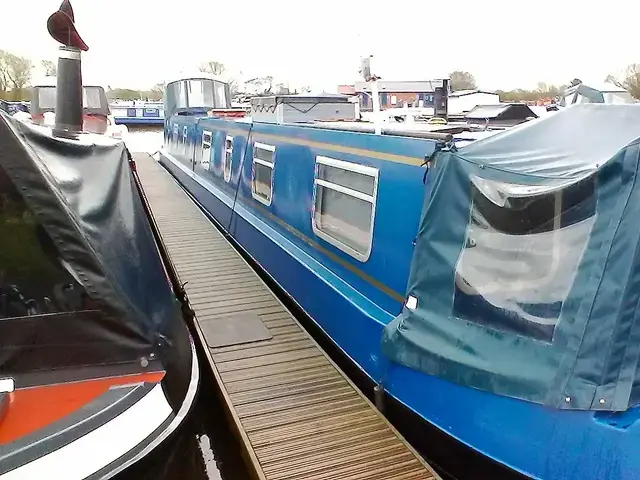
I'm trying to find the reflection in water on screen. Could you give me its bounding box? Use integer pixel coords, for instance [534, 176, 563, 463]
[117, 373, 251, 480]
[116, 128, 251, 480]
[123, 125, 165, 155]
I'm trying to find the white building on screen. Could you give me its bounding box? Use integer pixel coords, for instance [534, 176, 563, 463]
[583, 82, 635, 104]
[448, 89, 500, 115]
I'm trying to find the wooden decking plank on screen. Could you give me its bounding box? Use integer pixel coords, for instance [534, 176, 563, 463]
[223, 364, 339, 395]
[220, 356, 330, 384]
[134, 153, 439, 480]
[210, 332, 307, 356]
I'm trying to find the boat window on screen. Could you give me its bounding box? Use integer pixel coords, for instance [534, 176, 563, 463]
[251, 143, 275, 206]
[200, 130, 212, 170]
[35, 86, 107, 111]
[83, 87, 104, 109]
[224, 135, 233, 182]
[453, 175, 597, 342]
[215, 81, 229, 109]
[0, 164, 95, 318]
[172, 124, 179, 153]
[37, 87, 56, 110]
[182, 126, 188, 154]
[187, 79, 215, 108]
[312, 156, 378, 261]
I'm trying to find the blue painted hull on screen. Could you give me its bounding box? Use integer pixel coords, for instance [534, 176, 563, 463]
[159, 114, 640, 480]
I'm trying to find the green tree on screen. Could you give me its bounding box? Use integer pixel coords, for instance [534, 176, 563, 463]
[449, 70, 477, 91]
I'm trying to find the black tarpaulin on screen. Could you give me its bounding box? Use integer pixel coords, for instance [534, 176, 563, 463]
[0, 112, 190, 397]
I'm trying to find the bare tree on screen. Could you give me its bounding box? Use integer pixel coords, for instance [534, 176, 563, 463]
[536, 81, 564, 99]
[449, 70, 477, 91]
[246, 76, 274, 95]
[0, 53, 8, 93]
[606, 64, 640, 100]
[1, 51, 32, 90]
[227, 78, 239, 97]
[0, 51, 32, 99]
[143, 83, 165, 101]
[274, 83, 290, 94]
[199, 61, 225, 75]
[42, 59, 57, 76]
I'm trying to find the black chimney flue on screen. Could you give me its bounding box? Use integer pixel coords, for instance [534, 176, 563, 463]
[53, 46, 83, 137]
[47, 0, 89, 138]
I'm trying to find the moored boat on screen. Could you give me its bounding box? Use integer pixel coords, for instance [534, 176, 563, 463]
[28, 76, 128, 140]
[158, 71, 640, 479]
[0, 3, 198, 478]
[109, 100, 165, 126]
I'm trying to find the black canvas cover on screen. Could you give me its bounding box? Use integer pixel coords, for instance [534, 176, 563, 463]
[0, 112, 190, 398]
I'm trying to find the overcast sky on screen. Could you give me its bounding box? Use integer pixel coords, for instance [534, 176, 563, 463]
[2, 0, 638, 91]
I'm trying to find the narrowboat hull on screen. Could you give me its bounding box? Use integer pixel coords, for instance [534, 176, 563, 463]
[159, 112, 640, 480]
[0, 339, 199, 480]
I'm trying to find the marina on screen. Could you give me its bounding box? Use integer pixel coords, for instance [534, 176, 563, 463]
[3, 1, 640, 478]
[134, 151, 439, 480]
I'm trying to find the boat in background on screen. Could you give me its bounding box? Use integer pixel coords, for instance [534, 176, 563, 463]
[0, 2, 198, 478]
[28, 76, 128, 140]
[110, 100, 165, 126]
[0, 101, 29, 116]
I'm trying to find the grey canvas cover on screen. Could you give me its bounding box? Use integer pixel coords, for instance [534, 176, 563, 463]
[382, 104, 640, 411]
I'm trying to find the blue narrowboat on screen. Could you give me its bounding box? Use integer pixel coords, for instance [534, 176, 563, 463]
[158, 74, 640, 480]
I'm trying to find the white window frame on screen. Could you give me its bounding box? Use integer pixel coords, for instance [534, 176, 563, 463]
[200, 130, 212, 169]
[223, 135, 233, 183]
[312, 156, 379, 262]
[182, 126, 188, 154]
[172, 124, 179, 150]
[251, 142, 276, 206]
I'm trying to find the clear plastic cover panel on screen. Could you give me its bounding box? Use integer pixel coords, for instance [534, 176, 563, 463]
[0, 164, 94, 317]
[187, 80, 214, 108]
[35, 86, 107, 112]
[165, 79, 229, 116]
[454, 176, 596, 342]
